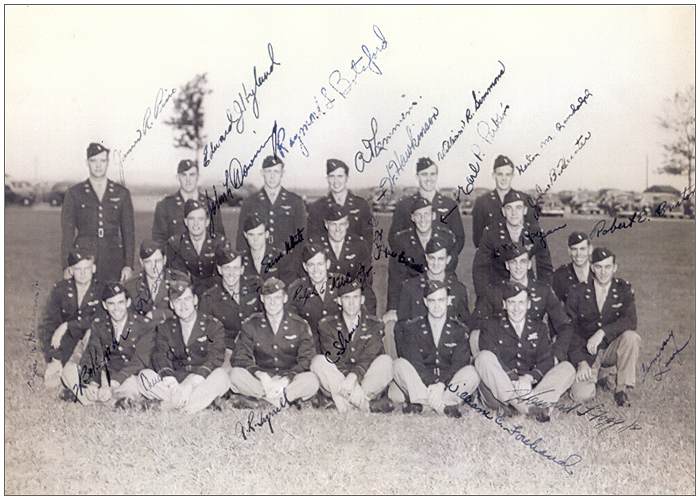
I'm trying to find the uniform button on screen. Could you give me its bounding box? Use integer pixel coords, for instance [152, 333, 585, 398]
[517, 353, 522, 358]
[269, 227, 275, 232]
[436, 359, 440, 365]
[98, 206, 103, 211]
[597, 322, 602, 327]
[350, 358, 356, 363]
[269, 210, 274, 215]
[273, 345, 277, 350]
[98, 221, 103, 226]
[98, 213, 103, 218]
[517, 343, 521, 347]
[274, 357, 278, 361]
[187, 357, 192, 361]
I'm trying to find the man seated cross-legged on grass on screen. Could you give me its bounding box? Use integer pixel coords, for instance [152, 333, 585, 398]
[41, 250, 106, 389]
[230, 277, 320, 409]
[61, 283, 156, 409]
[392, 280, 479, 418]
[475, 282, 576, 422]
[310, 280, 394, 413]
[470, 241, 573, 361]
[566, 247, 641, 407]
[137, 281, 231, 414]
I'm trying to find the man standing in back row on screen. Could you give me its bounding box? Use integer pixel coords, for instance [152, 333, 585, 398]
[471, 154, 538, 248]
[236, 155, 307, 256]
[61, 142, 135, 282]
[152, 159, 226, 245]
[389, 157, 464, 257]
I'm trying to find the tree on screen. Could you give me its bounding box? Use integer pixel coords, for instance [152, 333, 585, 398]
[165, 73, 212, 163]
[657, 85, 695, 188]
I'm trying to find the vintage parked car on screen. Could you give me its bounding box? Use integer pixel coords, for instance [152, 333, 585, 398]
[5, 179, 37, 206]
[538, 193, 566, 217]
[459, 187, 490, 215]
[574, 200, 605, 216]
[44, 181, 72, 206]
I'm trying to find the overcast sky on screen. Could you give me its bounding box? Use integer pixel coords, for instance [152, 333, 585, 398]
[6, 5, 695, 194]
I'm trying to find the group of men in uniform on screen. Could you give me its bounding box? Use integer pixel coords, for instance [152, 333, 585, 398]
[39, 141, 642, 419]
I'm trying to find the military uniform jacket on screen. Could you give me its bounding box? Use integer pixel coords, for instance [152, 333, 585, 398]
[480, 316, 554, 384]
[165, 232, 231, 296]
[473, 278, 572, 361]
[471, 189, 539, 247]
[319, 313, 385, 377]
[386, 225, 458, 311]
[240, 243, 300, 297]
[565, 278, 637, 366]
[236, 187, 307, 252]
[307, 191, 373, 249]
[124, 268, 189, 324]
[287, 275, 343, 350]
[388, 191, 465, 257]
[152, 191, 226, 245]
[552, 263, 594, 305]
[80, 311, 156, 385]
[233, 310, 316, 377]
[152, 312, 226, 381]
[307, 233, 377, 315]
[61, 179, 135, 282]
[199, 280, 260, 351]
[402, 316, 471, 386]
[397, 273, 470, 328]
[39, 278, 105, 362]
[472, 220, 553, 299]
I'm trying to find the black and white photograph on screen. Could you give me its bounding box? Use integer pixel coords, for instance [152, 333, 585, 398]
[4, 4, 696, 495]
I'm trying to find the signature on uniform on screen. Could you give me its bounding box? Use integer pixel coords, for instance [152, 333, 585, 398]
[263, 227, 305, 273]
[324, 323, 360, 363]
[641, 329, 692, 383]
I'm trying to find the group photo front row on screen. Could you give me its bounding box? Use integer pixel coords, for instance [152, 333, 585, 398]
[39, 142, 641, 421]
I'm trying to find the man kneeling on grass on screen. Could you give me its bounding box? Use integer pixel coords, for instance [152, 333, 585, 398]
[475, 282, 575, 422]
[310, 280, 394, 413]
[137, 281, 231, 413]
[392, 280, 479, 418]
[230, 277, 319, 409]
[61, 283, 156, 408]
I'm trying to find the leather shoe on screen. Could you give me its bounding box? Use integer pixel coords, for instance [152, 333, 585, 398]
[369, 397, 394, 414]
[402, 402, 423, 414]
[614, 390, 630, 407]
[443, 405, 462, 418]
[528, 405, 551, 423]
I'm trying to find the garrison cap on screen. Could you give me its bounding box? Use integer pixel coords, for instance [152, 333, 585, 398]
[411, 196, 432, 213]
[215, 247, 241, 266]
[261, 277, 286, 295]
[184, 199, 206, 217]
[568, 231, 589, 247]
[87, 142, 109, 158]
[423, 279, 448, 298]
[416, 157, 436, 173]
[501, 242, 530, 262]
[591, 247, 615, 264]
[177, 159, 197, 173]
[302, 243, 326, 263]
[102, 282, 129, 301]
[493, 154, 514, 171]
[425, 236, 453, 255]
[139, 239, 163, 260]
[338, 279, 362, 297]
[326, 158, 349, 175]
[324, 203, 349, 222]
[501, 281, 528, 300]
[262, 155, 283, 169]
[168, 280, 192, 301]
[67, 249, 95, 266]
[242, 214, 265, 232]
[502, 190, 526, 207]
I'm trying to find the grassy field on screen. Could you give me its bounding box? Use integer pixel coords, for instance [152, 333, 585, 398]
[4, 206, 696, 494]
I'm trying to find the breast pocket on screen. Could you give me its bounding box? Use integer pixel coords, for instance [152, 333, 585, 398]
[281, 334, 298, 354]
